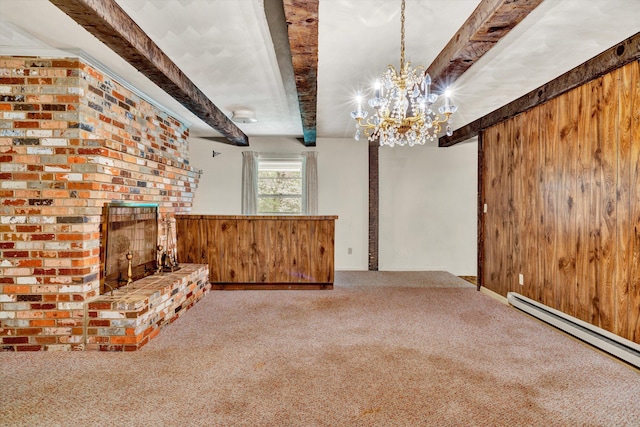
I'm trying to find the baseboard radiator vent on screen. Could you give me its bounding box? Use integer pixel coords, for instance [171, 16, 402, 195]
[507, 292, 640, 369]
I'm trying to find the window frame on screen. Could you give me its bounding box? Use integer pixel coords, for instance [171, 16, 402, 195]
[256, 155, 306, 215]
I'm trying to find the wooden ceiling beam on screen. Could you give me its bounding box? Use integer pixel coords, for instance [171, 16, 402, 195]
[283, 0, 319, 147]
[427, 0, 544, 93]
[439, 31, 640, 147]
[49, 0, 249, 146]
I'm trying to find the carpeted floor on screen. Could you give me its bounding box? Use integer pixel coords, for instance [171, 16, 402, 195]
[2, 271, 639, 426]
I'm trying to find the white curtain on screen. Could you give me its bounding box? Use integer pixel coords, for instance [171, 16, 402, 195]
[302, 151, 318, 215]
[241, 151, 258, 215]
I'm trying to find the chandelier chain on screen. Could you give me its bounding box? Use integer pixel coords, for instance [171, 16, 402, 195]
[400, 0, 405, 70]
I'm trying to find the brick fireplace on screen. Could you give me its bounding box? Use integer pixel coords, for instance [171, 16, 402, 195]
[0, 56, 209, 351]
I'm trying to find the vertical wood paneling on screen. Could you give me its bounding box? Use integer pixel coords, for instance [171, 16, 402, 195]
[557, 89, 578, 316]
[497, 121, 511, 294]
[176, 216, 336, 287]
[220, 219, 238, 281]
[251, 219, 269, 283]
[587, 78, 603, 325]
[508, 114, 522, 294]
[504, 119, 513, 296]
[541, 97, 559, 307]
[325, 220, 335, 283]
[289, 221, 301, 282]
[575, 82, 592, 323]
[175, 218, 193, 263]
[204, 219, 221, 282]
[535, 106, 546, 303]
[236, 219, 251, 282]
[629, 60, 640, 342]
[481, 61, 640, 344]
[308, 221, 319, 282]
[274, 220, 289, 282]
[616, 64, 632, 338]
[483, 126, 503, 293]
[310, 220, 334, 283]
[596, 70, 618, 331]
[522, 108, 540, 300]
[297, 221, 312, 282]
[266, 219, 278, 283]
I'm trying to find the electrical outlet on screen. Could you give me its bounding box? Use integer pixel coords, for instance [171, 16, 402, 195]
[348, 247, 352, 255]
[518, 273, 524, 286]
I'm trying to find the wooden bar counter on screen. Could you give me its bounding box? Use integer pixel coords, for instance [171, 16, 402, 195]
[175, 215, 337, 290]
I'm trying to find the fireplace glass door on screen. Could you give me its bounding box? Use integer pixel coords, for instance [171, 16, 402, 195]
[103, 203, 158, 293]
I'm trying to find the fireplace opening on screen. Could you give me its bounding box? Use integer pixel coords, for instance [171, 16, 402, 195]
[101, 203, 159, 294]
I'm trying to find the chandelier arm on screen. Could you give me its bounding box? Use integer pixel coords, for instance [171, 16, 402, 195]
[355, 117, 369, 128]
[413, 65, 425, 75]
[356, 117, 383, 131]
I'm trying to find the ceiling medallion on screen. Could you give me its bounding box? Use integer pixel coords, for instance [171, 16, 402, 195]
[351, 0, 458, 147]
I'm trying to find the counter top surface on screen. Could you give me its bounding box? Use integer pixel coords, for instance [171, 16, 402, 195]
[176, 215, 338, 220]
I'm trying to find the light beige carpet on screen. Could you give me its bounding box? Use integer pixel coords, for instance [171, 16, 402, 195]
[2, 271, 639, 426]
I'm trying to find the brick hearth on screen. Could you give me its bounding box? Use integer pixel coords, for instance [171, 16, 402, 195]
[0, 56, 204, 351]
[87, 264, 210, 351]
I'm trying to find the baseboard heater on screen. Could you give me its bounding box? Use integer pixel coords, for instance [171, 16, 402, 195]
[507, 292, 640, 369]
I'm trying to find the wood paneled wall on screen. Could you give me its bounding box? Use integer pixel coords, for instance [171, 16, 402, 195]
[175, 215, 336, 289]
[481, 60, 640, 344]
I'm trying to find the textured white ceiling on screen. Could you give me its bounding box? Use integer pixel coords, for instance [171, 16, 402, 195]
[115, 0, 302, 137]
[0, 0, 639, 142]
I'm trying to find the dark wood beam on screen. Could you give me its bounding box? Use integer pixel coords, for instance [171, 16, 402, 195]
[49, 0, 249, 146]
[369, 139, 379, 271]
[283, 0, 318, 147]
[440, 31, 640, 147]
[427, 0, 544, 93]
[264, 0, 301, 143]
[477, 131, 484, 291]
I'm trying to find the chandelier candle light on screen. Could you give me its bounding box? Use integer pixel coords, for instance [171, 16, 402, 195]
[351, 0, 457, 147]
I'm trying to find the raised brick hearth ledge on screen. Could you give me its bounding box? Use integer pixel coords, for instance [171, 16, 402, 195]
[86, 264, 209, 351]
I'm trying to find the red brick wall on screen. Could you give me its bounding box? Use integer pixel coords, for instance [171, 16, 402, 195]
[0, 57, 201, 351]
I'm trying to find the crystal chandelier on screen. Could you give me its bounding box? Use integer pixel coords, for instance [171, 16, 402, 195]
[350, 0, 458, 147]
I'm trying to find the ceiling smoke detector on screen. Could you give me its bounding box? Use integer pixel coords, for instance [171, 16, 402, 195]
[231, 109, 258, 123]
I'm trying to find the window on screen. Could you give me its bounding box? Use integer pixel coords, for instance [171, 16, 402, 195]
[257, 157, 304, 214]
[242, 151, 317, 216]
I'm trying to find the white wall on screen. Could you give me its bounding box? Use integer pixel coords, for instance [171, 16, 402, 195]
[188, 135, 477, 274]
[379, 139, 478, 275]
[316, 138, 369, 269]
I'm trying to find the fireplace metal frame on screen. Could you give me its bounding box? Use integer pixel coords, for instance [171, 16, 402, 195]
[101, 202, 159, 294]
